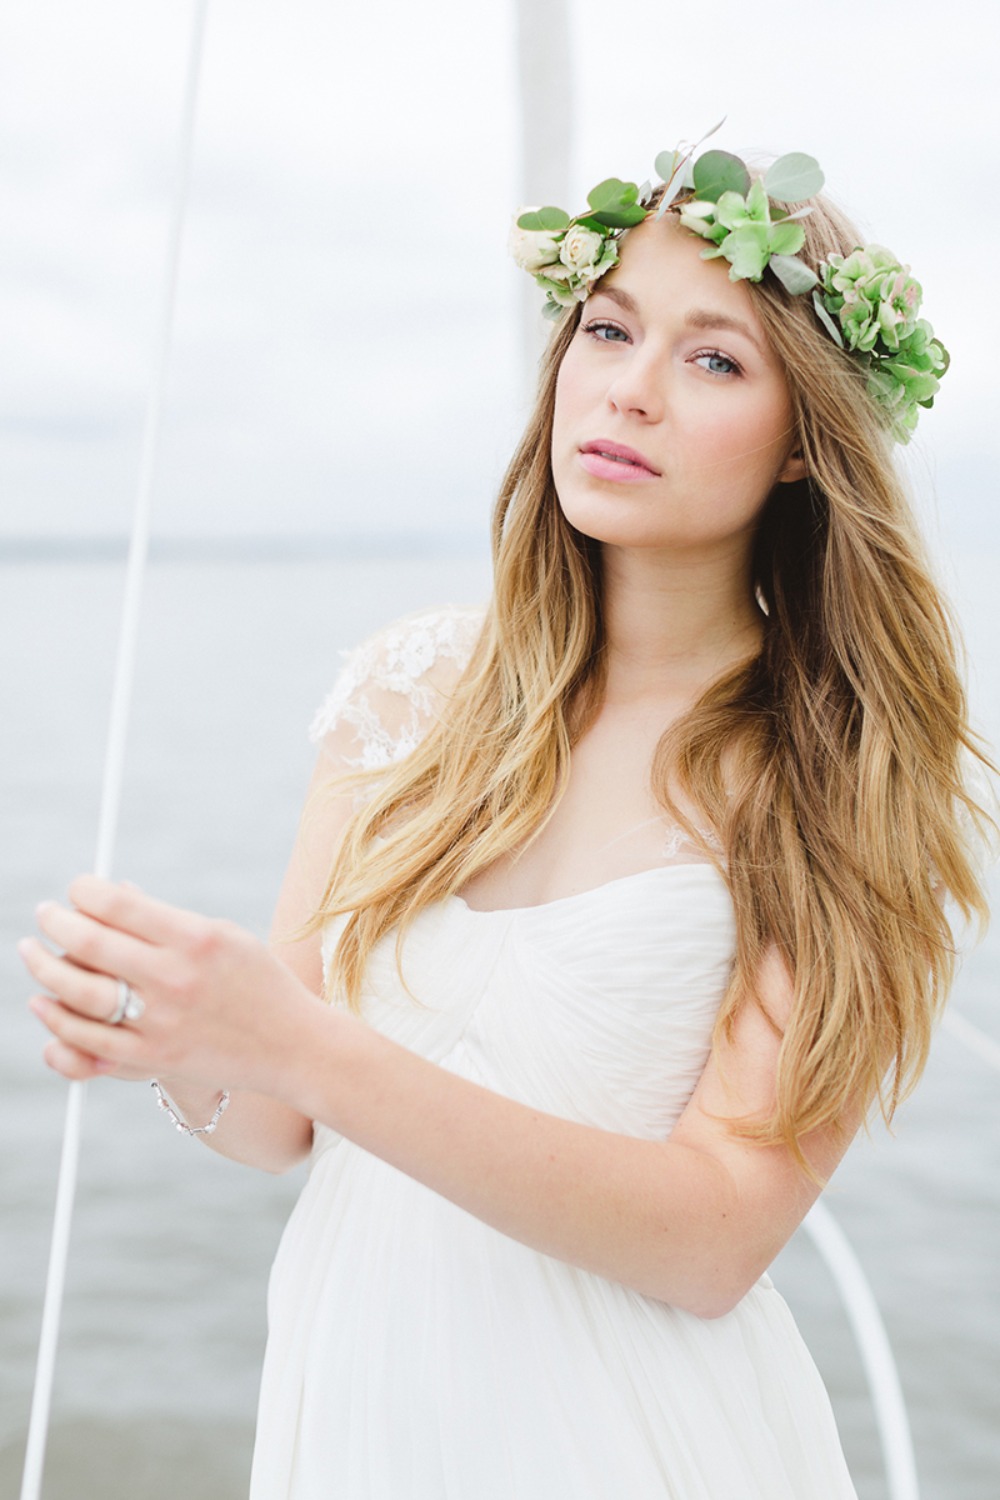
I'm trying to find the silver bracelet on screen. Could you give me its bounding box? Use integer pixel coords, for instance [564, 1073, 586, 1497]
[151, 1079, 231, 1137]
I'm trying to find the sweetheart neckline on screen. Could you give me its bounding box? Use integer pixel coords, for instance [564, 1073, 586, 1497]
[449, 859, 727, 917]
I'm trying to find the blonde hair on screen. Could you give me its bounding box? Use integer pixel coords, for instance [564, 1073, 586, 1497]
[302, 186, 995, 1179]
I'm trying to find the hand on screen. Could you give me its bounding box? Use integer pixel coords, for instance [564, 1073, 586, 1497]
[18, 875, 320, 1099]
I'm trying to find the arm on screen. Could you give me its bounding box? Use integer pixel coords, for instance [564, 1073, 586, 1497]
[279, 945, 859, 1318]
[26, 607, 485, 1174]
[25, 885, 860, 1315]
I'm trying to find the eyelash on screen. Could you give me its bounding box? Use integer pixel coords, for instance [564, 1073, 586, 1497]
[580, 319, 744, 379]
[582, 318, 630, 344]
[693, 349, 743, 379]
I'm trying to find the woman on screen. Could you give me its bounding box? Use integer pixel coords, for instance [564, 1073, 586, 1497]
[20, 139, 995, 1497]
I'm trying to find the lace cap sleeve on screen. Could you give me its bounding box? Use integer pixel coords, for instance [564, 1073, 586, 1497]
[308, 604, 486, 774]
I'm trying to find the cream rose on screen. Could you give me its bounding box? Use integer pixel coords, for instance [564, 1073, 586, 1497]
[558, 224, 606, 274]
[508, 212, 562, 272]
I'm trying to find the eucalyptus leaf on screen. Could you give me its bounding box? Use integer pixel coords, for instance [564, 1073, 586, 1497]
[763, 153, 825, 204]
[573, 214, 610, 235]
[638, 179, 652, 205]
[588, 177, 639, 212]
[654, 149, 680, 182]
[654, 172, 688, 218]
[692, 150, 751, 204]
[517, 207, 570, 232]
[811, 290, 844, 344]
[591, 204, 648, 229]
[767, 254, 819, 294]
[691, 115, 727, 151]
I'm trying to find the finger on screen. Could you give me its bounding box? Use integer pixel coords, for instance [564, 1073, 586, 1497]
[19, 937, 121, 1021]
[42, 1037, 150, 1084]
[67, 875, 209, 948]
[34, 901, 154, 989]
[41, 1037, 108, 1082]
[29, 993, 142, 1070]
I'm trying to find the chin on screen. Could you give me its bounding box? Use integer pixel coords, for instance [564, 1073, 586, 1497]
[559, 505, 678, 552]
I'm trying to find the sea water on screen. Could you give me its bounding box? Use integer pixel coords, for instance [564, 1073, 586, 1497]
[1, 549, 997, 1500]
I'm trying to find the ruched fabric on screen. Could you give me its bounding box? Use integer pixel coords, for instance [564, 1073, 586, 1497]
[249, 869, 858, 1499]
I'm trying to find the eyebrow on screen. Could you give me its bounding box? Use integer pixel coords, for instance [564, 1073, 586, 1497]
[590, 286, 767, 357]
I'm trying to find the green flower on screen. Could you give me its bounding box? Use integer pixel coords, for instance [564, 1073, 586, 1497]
[865, 320, 950, 443]
[679, 177, 807, 284]
[815, 246, 947, 442]
[819, 245, 922, 354]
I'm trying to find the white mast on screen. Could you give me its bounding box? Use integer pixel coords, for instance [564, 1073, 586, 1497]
[513, 0, 575, 389]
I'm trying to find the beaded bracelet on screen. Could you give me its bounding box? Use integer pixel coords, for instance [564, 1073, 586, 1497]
[151, 1079, 231, 1136]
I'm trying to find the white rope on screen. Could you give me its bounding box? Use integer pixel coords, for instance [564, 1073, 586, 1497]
[802, 1200, 920, 1500]
[19, 4, 210, 1495]
[941, 1007, 1000, 1073]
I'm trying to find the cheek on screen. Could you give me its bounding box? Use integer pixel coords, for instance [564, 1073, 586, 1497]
[550, 360, 589, 480]
[552, 353, 586, 433]
[694, 391, 792, 480]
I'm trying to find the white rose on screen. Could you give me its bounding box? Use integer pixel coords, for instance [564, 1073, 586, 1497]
[535, 263, 580, 307]
[559, 224, 606, 273]
[508, 211, 562, 272]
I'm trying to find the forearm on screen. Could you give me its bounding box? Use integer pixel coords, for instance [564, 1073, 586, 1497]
[23, 880, 830, 1309]
[156, 1079, 313, 1174]
[284, 1007, 743, 1317]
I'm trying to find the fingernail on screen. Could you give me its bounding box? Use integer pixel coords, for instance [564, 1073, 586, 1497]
[35, 900, 53, 920]
[29, 996, 46, 1016]
[17, 937, 31, 958]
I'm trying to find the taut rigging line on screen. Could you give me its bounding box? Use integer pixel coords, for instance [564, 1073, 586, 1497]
[20, 4, 211, 1496]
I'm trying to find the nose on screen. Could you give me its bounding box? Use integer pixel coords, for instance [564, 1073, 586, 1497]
[605, 344, 666, 423]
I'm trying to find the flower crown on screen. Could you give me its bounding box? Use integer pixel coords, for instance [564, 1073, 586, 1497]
[509, 128, 949, 444]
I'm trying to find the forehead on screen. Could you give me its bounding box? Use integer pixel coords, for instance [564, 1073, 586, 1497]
[595, 213, 767, 334]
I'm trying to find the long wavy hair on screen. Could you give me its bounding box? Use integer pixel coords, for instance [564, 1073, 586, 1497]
[301, 183, 995, 1179]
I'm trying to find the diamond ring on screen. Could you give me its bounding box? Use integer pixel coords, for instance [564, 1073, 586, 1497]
[108, 978, 145, 1025]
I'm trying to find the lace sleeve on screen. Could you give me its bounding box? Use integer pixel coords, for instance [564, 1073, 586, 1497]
[308, 604, 486, 776]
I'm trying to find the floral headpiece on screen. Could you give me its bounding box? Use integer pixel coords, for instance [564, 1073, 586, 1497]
[509, 127, 949, 443]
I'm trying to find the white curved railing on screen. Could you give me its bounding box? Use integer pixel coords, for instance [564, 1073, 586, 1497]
[800, 1006, 1000, 1500]
[943, 1007, 1000, 1072]
[801, 1203, 920, 1500]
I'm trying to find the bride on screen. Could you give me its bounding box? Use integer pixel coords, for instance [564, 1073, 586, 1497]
[20, 139, 994, 1497]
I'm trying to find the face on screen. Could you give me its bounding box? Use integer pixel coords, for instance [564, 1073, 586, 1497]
[551, 215, 806, 557]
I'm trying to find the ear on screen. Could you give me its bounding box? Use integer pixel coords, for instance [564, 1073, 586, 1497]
[777, 446, 808, 485]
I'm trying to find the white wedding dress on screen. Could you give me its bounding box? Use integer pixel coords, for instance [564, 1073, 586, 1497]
[248, 605, 859, 1500]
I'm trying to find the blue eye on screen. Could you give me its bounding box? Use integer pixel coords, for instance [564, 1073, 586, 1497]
[694, 350, 742, 377]
[582, 319, 630, 343]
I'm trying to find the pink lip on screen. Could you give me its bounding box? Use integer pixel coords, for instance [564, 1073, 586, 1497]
[578, 439, 661, 482]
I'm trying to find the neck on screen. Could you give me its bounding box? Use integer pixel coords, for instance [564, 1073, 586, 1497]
[598, 543, 764, 705]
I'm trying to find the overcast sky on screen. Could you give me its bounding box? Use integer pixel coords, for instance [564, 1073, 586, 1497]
[2, 0, 999, 554]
